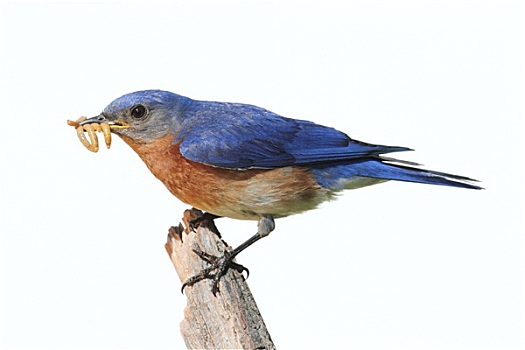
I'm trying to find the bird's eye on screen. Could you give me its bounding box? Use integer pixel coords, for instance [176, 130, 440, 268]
[130, 105, 147, 119]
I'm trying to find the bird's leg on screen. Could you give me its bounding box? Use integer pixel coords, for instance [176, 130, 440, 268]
[188, 210, 223, 238]
[182, 214, 275, 295]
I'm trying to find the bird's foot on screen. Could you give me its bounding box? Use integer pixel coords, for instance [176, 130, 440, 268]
[181, 248, 249, 295]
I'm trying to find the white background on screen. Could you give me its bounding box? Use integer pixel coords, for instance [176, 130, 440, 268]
[1, 1, 523, 349]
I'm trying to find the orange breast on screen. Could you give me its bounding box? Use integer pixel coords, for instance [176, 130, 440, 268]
[118, 133, 329, 220]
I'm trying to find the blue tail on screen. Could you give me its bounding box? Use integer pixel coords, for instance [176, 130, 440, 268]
[361, 160, 483, 189]
[312, 158, 483, 190]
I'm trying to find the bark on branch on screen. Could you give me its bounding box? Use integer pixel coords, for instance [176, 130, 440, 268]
[165, 208, 275, 349]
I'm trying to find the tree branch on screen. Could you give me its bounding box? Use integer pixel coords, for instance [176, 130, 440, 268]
[165, 209, 275, 349]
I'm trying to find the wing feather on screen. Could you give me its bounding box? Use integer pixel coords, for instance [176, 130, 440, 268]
[177, 101, 410, 169]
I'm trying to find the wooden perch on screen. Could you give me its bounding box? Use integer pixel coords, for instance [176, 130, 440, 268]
[165, 208, 276, 350]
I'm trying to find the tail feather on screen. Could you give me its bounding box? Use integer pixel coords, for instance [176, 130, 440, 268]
[360, 159, 483, 190]
[311, 158, 483, 190]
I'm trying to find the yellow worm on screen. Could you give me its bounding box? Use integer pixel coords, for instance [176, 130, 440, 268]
[67, 116, 112, 153]
[101, 122, 111, 149]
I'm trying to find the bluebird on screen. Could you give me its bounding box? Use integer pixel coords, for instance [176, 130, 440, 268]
[80, 89, 481, 294]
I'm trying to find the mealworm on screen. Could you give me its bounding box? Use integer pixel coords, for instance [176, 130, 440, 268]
[101, 122, 111, 149]
[66, 116, 86, 128]
[67, 116, 112, 153]
[84, 124, 99, 152]
[75, 123, 94, 151]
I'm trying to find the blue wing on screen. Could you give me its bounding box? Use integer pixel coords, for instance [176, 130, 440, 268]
[176, 101, 410, 169]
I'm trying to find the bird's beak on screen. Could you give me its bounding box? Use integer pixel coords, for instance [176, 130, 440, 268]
[80, 115, 128, 130]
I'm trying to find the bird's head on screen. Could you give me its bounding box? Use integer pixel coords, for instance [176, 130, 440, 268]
[81, 90, 191, 144]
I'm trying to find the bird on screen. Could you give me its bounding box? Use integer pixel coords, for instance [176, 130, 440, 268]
[80, 89, 482, 294]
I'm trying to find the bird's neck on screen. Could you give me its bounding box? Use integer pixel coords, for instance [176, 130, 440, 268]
[118, 133, 177, 179]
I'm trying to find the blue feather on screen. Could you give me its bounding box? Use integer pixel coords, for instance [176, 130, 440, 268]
[177, 100, 410, 169]
[311, 159, 482, 190]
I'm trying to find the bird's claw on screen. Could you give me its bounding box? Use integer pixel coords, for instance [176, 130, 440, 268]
[181, 249, 249, 296]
